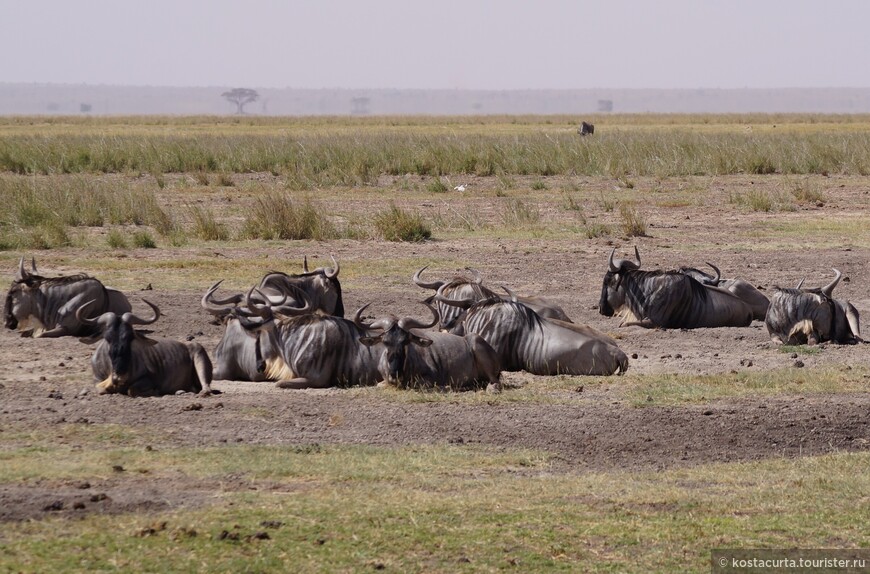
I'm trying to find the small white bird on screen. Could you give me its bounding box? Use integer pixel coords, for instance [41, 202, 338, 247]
[453, 183, 468, 192]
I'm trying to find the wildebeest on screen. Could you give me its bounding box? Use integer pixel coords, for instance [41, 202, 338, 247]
[5, 257, 131, 338]
[355, 302, 502, 392]
[77, 299, 213, 397]
[578, 121, 595, 135]
[256, 255, 344, 317]
[230, 289, 383, 389]
[201, 281, 286, 381]
[413, 266, 571, 331]
[599, 248, 753, 329]
[678, 262, 770, 321]
[765, 269, 862, 345]
[437, 286, 628, 376]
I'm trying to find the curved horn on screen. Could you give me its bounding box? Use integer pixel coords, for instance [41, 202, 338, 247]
[201, 280, 244, 318]
[501, 286, 518, 303]
[796, 278, 805, 289]
[821, 268, 842, 297]
[608, 248, 639, 273]
[123, 299, 160, 326]
[244, 287, 273, 320]
[353, 303, 373, 330]
[30, 257, 37, 274]
[302, 255, 309, 273]
[413, 266, 445, 290]
[398, 301, 440, 331]
[433, 283, 474, 309]
[16, 256, 27, 281]
[75, 299, 101, 326]
[706, 262, 721, 284]
[324, 255, 340, 279]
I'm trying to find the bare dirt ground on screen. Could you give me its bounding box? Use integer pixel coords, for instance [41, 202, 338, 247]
[2, 174, 870, 521]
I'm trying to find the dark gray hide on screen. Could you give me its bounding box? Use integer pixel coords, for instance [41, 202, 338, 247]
[78, 300, 213, 397]
[599, 249, 753, 329]
[678, 263, 769, 321]
[257, 256, 344, 317]
[356, 303, 502, 392]
[765, 269, 861, 345]
[438, 290, 627, 376]
[233, 293, 383, 389]
[201, 281, 285, 381]
[413, 266, 571, 331]
[578, 121, 595, 135]
[5, 257, 131, 338]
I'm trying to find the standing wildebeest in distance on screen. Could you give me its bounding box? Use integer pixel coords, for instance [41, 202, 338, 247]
[413, 266, 571, 331]
[437, 285, 628, 376]
[599, 248, 753, 329]
[355, 302, 502, 392]
[231, 289, 384, 389]
[5, 257, 131, 338]
[678, 262, 770, 321]
[256, 255, 344, 317]
[765, 269, 862, 345]
[76, 299, 213, 397]
[578, 121, 594, 135]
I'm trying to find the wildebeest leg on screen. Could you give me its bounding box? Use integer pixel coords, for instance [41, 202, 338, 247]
[127, 378, 160, 397]
[188, 343, 214, 396]
[275, 378, 316, 389]
[95, 375, 115, 394]
[620, 318, 656, 328]
[33, 326, 73, 338]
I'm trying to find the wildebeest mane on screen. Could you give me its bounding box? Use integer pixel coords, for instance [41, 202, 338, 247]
[622, 269, 709, 318]
[18, 273, 93, 287]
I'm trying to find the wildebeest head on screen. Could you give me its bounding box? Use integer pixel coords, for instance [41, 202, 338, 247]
[261, 255, 344, 317]
[356, 303, 438, 384]
[678, 262, 721, 286]
[598, 247, 642, 317]
[76, 299, 160, 391]
[413, 266, 497, 331]
[5, 257, 57, 330]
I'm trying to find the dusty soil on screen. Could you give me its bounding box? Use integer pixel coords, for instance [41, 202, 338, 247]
[2, 174, 870, 521]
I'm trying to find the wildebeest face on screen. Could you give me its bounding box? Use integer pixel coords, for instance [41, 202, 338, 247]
[361, 324, 432, 383]
[103, 314, 135, 388]
[5, 281, 36, 329]
[598, 271, 625, 317]
[312, 273, 344, 318]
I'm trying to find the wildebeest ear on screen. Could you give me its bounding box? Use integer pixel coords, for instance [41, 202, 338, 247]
[359, 336, 381, 347]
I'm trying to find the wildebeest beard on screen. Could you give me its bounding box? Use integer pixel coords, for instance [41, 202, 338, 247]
[107, 321, 135, 386]
[4, 288, 16, 329]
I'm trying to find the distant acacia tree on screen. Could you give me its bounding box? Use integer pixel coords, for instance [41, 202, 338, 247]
[222, 88, 259, 115]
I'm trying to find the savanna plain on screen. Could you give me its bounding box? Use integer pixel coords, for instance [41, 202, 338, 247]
[1, 114, 869, 572]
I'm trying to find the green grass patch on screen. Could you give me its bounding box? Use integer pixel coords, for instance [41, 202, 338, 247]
[0, 436, 867, 573]
[241, 191, 338, 241]
[619, 366, 868, 407]
[373, 203, 431, 242]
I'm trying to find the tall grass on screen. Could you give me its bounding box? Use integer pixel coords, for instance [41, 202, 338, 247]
[188, 204, 229, 241]
[373, 204, 431, 242]
[3, 124, 870, 180]
[0, 176, 172, 250]
[241, 191, 337, 240]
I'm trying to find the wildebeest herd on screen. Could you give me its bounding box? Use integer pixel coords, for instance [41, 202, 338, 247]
[5, 250, 863, 397]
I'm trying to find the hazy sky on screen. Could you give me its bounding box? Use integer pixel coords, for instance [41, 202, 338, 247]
[3, 0, 869, 90]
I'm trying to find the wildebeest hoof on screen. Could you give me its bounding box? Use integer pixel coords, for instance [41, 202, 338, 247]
[19, 329, 33, 338]
[198, 390, 213, 397]
[485, 383, 502, 394]
[376, 381, 393, 388]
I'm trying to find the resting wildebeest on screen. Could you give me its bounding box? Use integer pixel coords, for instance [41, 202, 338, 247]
[578, 121, 595, 135]
[256, 255, 344, 316]
[354, 302, 502, 392]
[231, 289, 383, 389]
[413, 266, 571, 331]
[437, 286, 628, 376]
[5, 257, 131, 338]
[201, 281, 287, 381]
[599, 248, 753, 329]
[678, 262, 770, 321]
[765, 269, 862, 345]
[77, 299, 213, 397]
